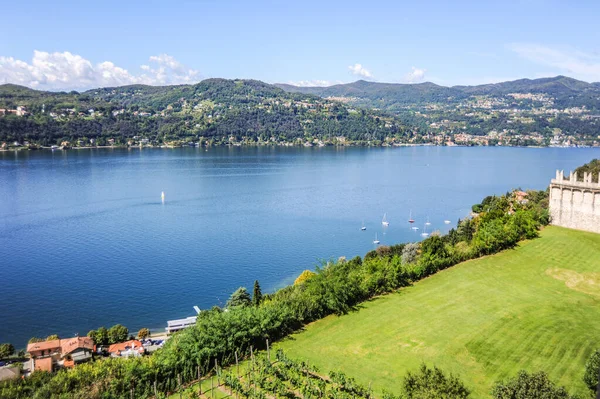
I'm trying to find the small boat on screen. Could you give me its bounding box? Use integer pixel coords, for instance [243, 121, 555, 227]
[408, 210, 415, 224]
[420, 224, 429, 238]
[161, 191, 165, 203]
[382, 213, 390, 227]
[425, 216, 431, 226]
[444, 220, 451, 225]
[373, 233, 380, 245]
[361, 221, 367, 231]
[411, 226, 419, 231]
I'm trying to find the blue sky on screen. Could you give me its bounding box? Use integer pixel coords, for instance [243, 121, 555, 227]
[1, 0, 599, 90]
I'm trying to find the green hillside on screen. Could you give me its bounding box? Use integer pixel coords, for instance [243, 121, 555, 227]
[0, 79, 406, 146]
[276, 226, 600, 398]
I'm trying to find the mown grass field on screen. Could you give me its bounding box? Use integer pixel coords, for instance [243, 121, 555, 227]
[275, 226, 600, 398]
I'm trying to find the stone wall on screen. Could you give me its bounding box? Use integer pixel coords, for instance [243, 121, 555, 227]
[549, 170, 600, 234]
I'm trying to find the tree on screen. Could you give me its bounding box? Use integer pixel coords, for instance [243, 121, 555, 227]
[96, 326, 109, 345]
[584, 349, 600, 394]
[294, 270, 315, 285]
[46, 334, 59, 341]
[28, 337, 44, 344]
[403, 364, 470, 398]
[0, 343, 15, 359]
[226, 287, 252, 308]
[108, 324, 129, 344]
[492, 370, 575, 399]
[252, 280, 263, 306]
[137, 328, 150, 339]
[402, 243, 420, 265]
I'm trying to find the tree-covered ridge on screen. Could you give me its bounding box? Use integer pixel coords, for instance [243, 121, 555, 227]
[575, 159, 600, 182]
[0, 79, 408, 147]
[277, 76, 600, 147]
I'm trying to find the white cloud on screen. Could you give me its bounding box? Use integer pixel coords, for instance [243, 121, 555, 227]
[348, 63, 373, 78]
[287, 80, 339, 87]
[0, 50, 200, 90]
[405, 66, 426, 83]
[508, 43, 600, 82]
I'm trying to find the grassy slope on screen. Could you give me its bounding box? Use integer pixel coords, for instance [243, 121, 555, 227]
[276, 226, 600, 398]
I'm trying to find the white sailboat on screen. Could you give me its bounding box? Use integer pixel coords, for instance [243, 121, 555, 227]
[420, 224, 429, 238]
[411, 226, 419, 231]
[425, 216, 431, 226]
[373, 233, 380, 244]
[382, 213, 390, 226]
[161, 191, 165, 203]
[444, 220, 451, 225]
[361, 221, 367, 231]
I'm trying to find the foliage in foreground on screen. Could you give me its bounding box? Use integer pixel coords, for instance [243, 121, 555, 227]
[0, 190, 550, 399]
[491, 370, 580, 399]
[583, 349, 600, 394]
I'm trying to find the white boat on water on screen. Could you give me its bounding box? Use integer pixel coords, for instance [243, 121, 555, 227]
[373, 233, 380, 244]
[408, 210, 415, 224]
[411, 226, 419, 231]
[444, 220, 451, 225]
[382, 213, 390, 226]
[420, 224, 429, 238]
[425, 216, 431, 226]
[361, 220, 367, 231]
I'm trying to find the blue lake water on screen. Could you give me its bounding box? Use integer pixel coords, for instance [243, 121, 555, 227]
[0, 146, 598, 347]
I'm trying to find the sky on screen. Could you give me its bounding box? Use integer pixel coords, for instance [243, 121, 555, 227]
[0, 0, 599, 91]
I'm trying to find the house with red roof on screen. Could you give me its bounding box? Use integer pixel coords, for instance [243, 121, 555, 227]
[26, 337, 94, 372]
[107, 340, 145, 358]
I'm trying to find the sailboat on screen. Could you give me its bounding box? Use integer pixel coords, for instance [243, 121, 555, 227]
[408, 210, 415, 224]
[161, 191, 165, 203]
[361, 221, 367, 231]
[382, 213, 390, 227]
[373, 233, 380, 244]
[425, 216, 431, 226]
[411, 226, 419, 231]
[444, 220, 451, 225]
[420, 224, 429, 238]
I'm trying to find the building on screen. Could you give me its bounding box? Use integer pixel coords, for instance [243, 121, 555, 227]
[166, 316, 197, 334]
[107, 340, 144, 358]
[549, 170, 600, 234]
[26, 337, 94, 372]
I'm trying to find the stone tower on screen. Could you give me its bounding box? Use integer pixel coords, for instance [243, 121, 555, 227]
[549, 170, 600, 234]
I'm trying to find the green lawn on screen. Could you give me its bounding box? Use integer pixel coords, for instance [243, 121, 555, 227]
[275, 226, 600, 398]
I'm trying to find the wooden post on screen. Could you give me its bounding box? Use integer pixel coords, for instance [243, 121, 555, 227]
[215, 359, 219, 386]
[130, 387, 134, 399]
[235, 351, 240, 377]
[211, 375, 214, 399]
[153, 380, 157, 398]
[266, 338, 270, 362]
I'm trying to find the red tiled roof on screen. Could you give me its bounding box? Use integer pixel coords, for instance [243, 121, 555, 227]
[108, 340, 143, 354]
[27, 340, 61, 353]
[27, 337, 95, 356]
[60, 337, 94, 354]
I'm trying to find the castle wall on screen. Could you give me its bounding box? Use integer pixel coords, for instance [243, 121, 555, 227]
[549, 170, 600, 234]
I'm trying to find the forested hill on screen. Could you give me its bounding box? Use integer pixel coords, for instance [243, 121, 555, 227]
[275, 76, 600, 110]
[0, 79, 409, 147]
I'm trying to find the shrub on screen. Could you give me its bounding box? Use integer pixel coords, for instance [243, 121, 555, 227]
[403, 364, 470, 398]
[584, 349, 600, 393]
[492, 370, 576, 399]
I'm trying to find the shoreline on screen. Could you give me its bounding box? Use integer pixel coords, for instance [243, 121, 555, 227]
[0, 143, 594, 152]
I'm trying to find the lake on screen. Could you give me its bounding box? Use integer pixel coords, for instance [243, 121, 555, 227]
[0, 146, 598, 347]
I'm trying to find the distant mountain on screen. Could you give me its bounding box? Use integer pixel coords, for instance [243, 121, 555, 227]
[276, 76, 600, 110]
